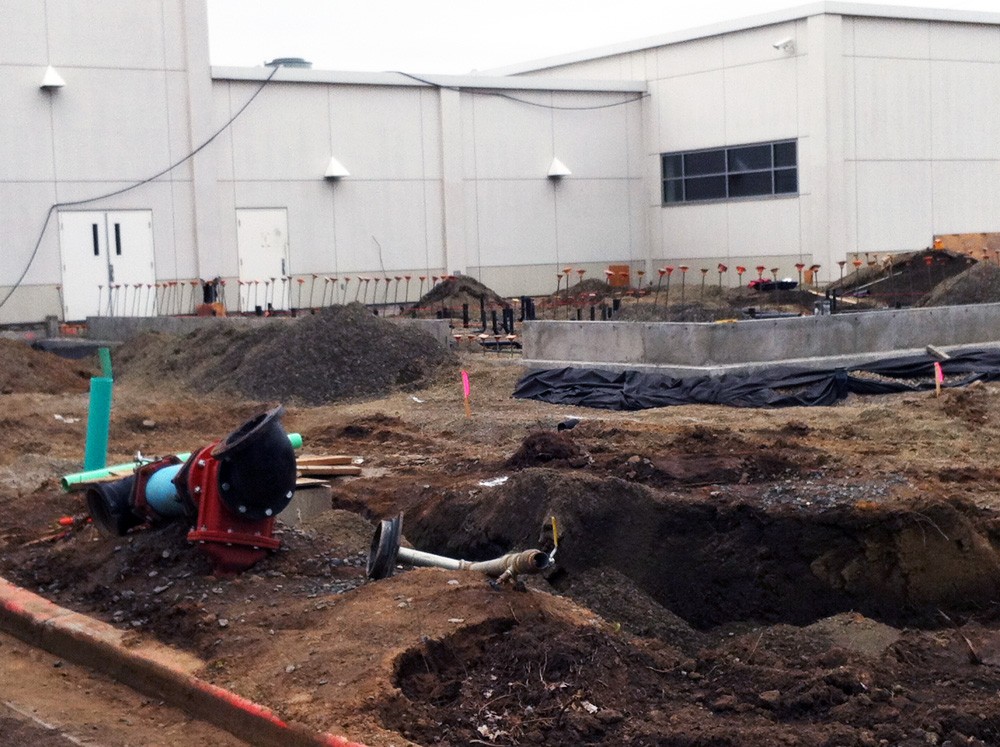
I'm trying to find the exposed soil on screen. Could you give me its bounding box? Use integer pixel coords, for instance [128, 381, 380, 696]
[6, 316, 1000, 744]
[919, 260, 1000, 307]
[0, 337, 94, 394]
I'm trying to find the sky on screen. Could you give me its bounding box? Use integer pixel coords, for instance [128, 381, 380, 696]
[207, 0, 999, 75]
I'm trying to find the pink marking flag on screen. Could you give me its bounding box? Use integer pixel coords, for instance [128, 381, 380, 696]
[934, 361, 943, 397]
[462, 370, 471, 417]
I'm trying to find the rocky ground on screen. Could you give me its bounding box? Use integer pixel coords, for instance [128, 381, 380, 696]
[4, 281, 1000, 745]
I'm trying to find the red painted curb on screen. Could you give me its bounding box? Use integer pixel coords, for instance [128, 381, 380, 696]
[0, 576, 365, 747]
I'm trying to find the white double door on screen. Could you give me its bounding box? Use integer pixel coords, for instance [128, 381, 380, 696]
[59, 210, 156, 320]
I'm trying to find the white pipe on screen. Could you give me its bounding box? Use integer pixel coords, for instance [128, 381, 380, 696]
[396, 547, 550, 578]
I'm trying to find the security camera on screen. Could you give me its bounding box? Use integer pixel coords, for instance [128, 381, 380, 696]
[772, 37, 795, 51]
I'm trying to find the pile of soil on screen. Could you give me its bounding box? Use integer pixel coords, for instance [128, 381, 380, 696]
[919, 260, 1000, 307]
[0, 338, 93, 394]
[613, 285, 816, 322]
[114, 303, 456, 405]
[553, 277, 613, 301]
[416, 276, 506, 311]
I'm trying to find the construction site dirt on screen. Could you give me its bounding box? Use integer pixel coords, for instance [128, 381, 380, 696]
[6, 287, 1000, 744]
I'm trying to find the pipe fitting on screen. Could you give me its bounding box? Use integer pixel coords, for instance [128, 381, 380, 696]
[367, 513, 551, 583]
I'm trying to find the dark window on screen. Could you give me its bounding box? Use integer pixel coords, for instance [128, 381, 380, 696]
[114, 223, 122, 255]
[684, 150, 725, 176]
[728, 145, 770, 172]
[660, 140, 797, 204]
[685, 175, 727, 201]
[774, 141, 796, 167]
[728, 171, 773, 198]
[774, 168, 798, 194]
[663, 178, 684, 203]
[662, 154, 683, 180]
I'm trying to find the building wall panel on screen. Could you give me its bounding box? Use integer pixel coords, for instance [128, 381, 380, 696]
[853, 18, 930, 59]
[930, 61, 1000, 159]
[473, 179, 556, 267]
[0, 1, 48, 65]
[228, 82, 332, 181]
[47, 0, 169, 70]
[853, 57, 931, 160]
[931, 161, 1000, 233]
[50, 68, 173, 182]
[855, 160, 933, 251]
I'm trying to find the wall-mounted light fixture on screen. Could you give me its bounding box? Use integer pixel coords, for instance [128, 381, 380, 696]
[324, 156, 349, 179]
[772, 37, 795, 53]
[40, 65, 66, 90]
[547, 157, 571, 179]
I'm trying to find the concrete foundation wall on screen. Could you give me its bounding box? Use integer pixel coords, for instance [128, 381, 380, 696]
[523, 303, 1000, 375]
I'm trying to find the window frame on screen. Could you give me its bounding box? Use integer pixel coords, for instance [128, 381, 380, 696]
[661, 140, 798, 205]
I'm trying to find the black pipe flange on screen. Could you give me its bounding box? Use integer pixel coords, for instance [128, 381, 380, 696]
[367, 513, 403, 580]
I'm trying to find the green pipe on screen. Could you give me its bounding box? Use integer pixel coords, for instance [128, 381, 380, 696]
[97, 347, 113, 378]
[83, 377, 114, 471]
[62, 432, 303, 491]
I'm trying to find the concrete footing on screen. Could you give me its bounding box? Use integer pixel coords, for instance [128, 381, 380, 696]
[522, 303, 1000, 375]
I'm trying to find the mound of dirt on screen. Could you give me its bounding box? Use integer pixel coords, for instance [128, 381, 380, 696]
[416, 275, 506, 310]
[918, 260, 1000, 307]
[612, 285, 816, 322]
[506, 431, 590, 468]
[114, 304, 456, 405]
[0, 338, 93, 394]
[553, 277, 613, 301]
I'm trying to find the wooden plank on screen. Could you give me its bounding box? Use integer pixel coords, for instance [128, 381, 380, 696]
[295, 455, 359, 466]
[296, 465, 362, 477]
[295, 477, 330, 488]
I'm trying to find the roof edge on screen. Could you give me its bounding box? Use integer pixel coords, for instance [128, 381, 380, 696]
[483, 2, 1000, 75]
[210, 66, 647, 92]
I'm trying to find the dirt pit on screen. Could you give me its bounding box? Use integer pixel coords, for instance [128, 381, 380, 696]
[5, 344, 1000, 745]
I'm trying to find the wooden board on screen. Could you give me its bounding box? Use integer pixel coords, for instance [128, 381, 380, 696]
[296, 465, 362, 477]
[295, 455, 359, 466]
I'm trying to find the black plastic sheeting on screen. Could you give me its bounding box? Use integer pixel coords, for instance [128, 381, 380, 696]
[513, 348, 1000, 410]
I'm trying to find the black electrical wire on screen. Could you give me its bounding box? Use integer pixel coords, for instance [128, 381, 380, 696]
[0, 65, 280, 313]
[393, 71, 647, 109]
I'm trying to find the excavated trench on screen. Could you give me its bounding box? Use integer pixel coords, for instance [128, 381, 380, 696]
[401, 468, 1000, 633]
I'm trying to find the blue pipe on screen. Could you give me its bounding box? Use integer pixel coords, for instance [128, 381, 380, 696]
[144, 464, 186, 517]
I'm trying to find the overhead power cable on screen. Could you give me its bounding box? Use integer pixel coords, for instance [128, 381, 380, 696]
[0, 65, 280, 313]
[393, 71, 647, 110]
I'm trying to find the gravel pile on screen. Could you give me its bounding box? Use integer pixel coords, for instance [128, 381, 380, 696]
[116, 303, 456, 405]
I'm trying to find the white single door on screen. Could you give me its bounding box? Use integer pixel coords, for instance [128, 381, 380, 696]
[236, 208, 289, 311]
[59, 210, 156, 320]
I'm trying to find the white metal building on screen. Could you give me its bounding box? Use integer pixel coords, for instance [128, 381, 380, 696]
[2, 1, 999, 324]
